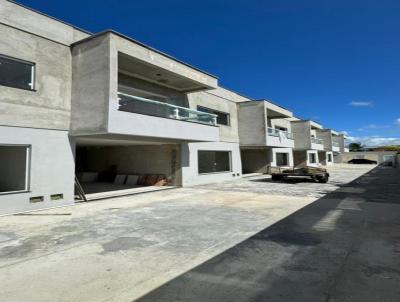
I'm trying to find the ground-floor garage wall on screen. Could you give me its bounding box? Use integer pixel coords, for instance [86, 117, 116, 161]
[318, 151, 334, 166]
[294, 150, 320, 167]
[81, 144, 181, 186]
[241, 148, 271, 174]
[0, 126, 75, 216]
[181, 142, 241, 186]
[270, 147, 294, 168]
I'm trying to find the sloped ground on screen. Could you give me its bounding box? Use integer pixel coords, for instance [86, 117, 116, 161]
[0, 164, 397, 302]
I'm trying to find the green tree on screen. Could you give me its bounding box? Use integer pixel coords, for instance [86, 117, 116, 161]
[349, 142, 364, 152]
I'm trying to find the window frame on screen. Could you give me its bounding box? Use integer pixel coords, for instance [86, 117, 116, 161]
[197, 106, 230, 126]
[327, 153, 333, 162]
[276, 152, 290, 167]
[0, 144, 32, 195]
[197, 150, 232, 175]
[0, 54, 36, 91]
[308, 152, 317, 164]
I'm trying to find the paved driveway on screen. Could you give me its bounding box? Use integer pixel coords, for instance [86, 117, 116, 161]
[1, 164, 399, 302]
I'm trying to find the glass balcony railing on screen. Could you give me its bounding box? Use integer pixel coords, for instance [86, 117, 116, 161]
[311, 137, 324, 145]
[118, 92, 218, 126]
[267, 127, 294, 140]
[332, 142, 340, 147]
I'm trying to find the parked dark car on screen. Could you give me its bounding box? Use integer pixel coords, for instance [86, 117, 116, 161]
[348, 159, 377, 164]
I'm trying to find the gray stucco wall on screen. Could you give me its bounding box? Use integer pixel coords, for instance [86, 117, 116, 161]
[340, 151, 397, 164]
[188, 89, 240, 143]
[181, 142, 242, 186]
[291, 121, 311, 150]
[316, 130, 333, 151]
[238, 102, 266, 145]
[0, 24, 72, 130]
[0, 0, 89, 46]
[0, 126, 75, 216]
[241, 149, 271, 173]
[71, 34, 111, 134]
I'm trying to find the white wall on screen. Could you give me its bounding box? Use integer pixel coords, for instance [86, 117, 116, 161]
[0, 126, 75, 215]
[181, 142, 242, 186]
[270, 148, 294, 167]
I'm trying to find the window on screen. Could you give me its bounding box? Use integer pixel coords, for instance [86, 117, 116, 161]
[198, 151, 231, 174]
[276, 153, 289, 166]
[275, 126, 288, 132]
[197, 106, 230, 126]
[309, 153, 317, 164]
[0, 145, 31, 194]
[327, 153, 333, 162]
[0, 55, 35, 90]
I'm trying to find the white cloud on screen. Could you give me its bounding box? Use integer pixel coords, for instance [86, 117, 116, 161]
[346, 136, 400, 147]
[395, 118, 400, 126]
[357, 124, 390, 131]
[349, 101, 373, 107]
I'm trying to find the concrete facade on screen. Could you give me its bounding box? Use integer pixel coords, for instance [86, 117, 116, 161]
[0, 1, 346, 214]
[340, 151, 398, 165]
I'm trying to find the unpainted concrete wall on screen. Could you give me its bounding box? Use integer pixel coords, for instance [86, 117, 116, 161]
[340, 151, 398, 165]
[241, 149, 271, 173]
[293, 150, 319, 167]
[0, 24, 72, 130]
[82, 144, 181, 186]
[0, 126, 75, 216]
[291, 121, 311, 150]
[181, 142, 242, 186]
[188, 89, 240, 143]
[316, 129, 333, 151]
[238, 102, 266, 145]
[0, 0, 89, 45]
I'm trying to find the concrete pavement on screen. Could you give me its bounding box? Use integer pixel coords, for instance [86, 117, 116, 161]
[1, 164, 398, 301]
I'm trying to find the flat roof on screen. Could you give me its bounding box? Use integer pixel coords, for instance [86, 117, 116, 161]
[7, 0, 92, 35]
[72, 30, 218, 80]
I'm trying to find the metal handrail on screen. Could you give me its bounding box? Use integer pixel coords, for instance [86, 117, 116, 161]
[117, 92, 218, 125]
[267, 127, 294, 140]
[332, 142, 340, 147]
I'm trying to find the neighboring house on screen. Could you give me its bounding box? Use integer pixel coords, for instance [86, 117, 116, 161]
[317, 129, 342, 163]
[238, 100, 295, 173]
[290, 120, 332, 167]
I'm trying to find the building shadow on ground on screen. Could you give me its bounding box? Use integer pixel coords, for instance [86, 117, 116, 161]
[135, 166, 400, 302]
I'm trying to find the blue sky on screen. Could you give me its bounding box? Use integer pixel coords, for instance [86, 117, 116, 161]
[17, 0, 400, 145]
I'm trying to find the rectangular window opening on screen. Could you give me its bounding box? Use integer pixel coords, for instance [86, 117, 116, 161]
[198, 151, 232, 174]
[309, 153, 317, 164]
[197, 106, 230, 126]
[0, 54, 35, 90]
[30, 196, 44, 203]
[276, 153, 289, 166]
[327, 154, 333, 162]
[0, 145, 31, 194]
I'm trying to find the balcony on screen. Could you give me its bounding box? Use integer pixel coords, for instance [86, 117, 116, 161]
[311, 137, 324, 150]
[118, 93, 217, 126]
[266, 127, 295, 148]
[332, 141, 340, 152]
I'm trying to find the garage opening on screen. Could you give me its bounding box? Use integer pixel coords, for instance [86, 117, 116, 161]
[75, 143, 179, 201]
[0, 145, 30, 194]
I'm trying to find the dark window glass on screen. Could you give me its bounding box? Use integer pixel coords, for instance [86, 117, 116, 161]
[327, 154, 333, 162]
[198, 151, 231, 174]
[197, 106, 230, 126]
[276, 153, 289, 166]
[309, 153, 317, 163]
[0, 145, 30, 193]
[0, 55, 34, 90]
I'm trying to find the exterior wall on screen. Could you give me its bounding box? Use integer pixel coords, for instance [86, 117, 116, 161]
[188, 89, 240, 143]
[316, 130, 333, 151]
[0, 126, 75, 216]
[271, 147, 294, 168]
[293, 150, 320, 167]
[396, 154, 400, 168]
[181, 142, 242, 186]
[340, 151, 397, 165]
[80, 144, 181, 186]
[291, 121, 311, 150]
[241, 148, 271, 174]
[238, 102, 266, 145]
[0, 23, 73, 130]
[0, 0, 89, 45]
[318, 151, 334, 166]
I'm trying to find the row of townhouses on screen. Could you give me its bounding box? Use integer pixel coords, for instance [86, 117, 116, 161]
[0, 1, 348, 215]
